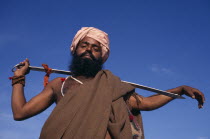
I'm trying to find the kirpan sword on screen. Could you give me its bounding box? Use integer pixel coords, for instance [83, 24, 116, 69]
[12, 64, 185, 99]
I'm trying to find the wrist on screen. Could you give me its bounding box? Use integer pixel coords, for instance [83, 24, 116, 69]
[14, 73, 25, 76]
[13, 83, 24, 87]
[167, 87, 183, 96]
[10, 75, 26, 87]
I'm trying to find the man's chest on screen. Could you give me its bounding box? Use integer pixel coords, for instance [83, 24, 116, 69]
[54, 77, 92, 103]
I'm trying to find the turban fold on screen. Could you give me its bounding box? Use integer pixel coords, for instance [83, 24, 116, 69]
[70, 27, 110, 63]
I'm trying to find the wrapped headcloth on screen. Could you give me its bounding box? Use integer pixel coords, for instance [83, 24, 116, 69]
[70, 27, 110, 63]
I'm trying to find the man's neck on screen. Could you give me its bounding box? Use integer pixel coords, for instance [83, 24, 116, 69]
[72, 75, 95, 81]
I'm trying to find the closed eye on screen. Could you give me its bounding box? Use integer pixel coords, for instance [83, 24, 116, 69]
[81, 45, 87, 48]
[92, 46, 100, 52]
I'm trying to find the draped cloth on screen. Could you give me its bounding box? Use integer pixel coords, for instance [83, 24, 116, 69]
[40, 70, 137, 139]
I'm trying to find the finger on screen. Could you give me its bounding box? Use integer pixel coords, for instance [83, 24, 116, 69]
[24, 59, 29, 67]
[193, 93, 203, 108]
[192, 88, 205, 106]
[17, 62, 24, 69]
[196, 94, 204, 109]
[199, 92, 205, 105]
[25, 58, 30, 64]
[183, 86, 195, 99]
[199, 90, 205, 104]
[194, 94, 204, 109]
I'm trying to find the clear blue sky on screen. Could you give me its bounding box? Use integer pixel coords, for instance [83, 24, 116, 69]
[0, 0, 209, 138]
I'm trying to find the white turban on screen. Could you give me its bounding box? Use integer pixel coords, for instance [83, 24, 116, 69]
[70, 27, 110, 63]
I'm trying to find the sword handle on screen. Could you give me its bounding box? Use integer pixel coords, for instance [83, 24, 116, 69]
[12, 63, 25, 72]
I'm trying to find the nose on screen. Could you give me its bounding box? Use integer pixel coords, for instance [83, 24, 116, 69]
[86, 45, 92, 51]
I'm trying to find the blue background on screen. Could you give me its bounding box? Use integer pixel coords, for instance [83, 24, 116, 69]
[0, 0, 209, 138]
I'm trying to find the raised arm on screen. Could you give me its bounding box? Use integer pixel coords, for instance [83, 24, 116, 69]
[129, 85, 205, 111]
[11, 59, 56, 121]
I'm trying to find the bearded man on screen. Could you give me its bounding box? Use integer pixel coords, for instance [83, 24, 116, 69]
[11, 27, 205, 139]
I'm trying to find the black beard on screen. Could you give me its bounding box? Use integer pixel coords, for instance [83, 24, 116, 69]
[69, 52, 103, 77]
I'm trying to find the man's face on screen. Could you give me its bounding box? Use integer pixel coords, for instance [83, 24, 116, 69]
[75, 37, 102, 61]
[69, 37, 103, 77]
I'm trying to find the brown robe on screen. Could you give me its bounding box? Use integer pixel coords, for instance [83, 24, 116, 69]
[40, 70, 144, 139]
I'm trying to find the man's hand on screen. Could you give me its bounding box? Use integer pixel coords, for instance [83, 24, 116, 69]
[14, 58, 30, 76]
[168, 85, 205, 109]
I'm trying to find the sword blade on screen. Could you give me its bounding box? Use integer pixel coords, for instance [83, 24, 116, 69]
[122, 81, 185, 99]
[29, 66, 72, 75]
[12, 64, 184, 99]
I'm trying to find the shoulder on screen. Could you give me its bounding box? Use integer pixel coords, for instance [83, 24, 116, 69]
[48, 77, 63, 85]
[44, 77, 67, 98]
[47, 77, 65, 90]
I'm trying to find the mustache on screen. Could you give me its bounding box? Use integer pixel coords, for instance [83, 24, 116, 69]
[79, 51, 96, 61]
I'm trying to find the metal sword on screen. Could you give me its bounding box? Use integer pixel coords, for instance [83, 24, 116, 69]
[12, 64, 185, 99]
